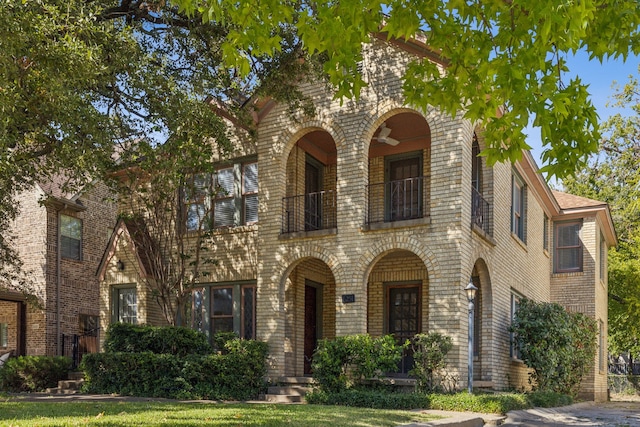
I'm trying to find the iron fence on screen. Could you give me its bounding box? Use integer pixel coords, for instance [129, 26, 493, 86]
[62, 330, 99, 369]
[609, 362, 640, 375]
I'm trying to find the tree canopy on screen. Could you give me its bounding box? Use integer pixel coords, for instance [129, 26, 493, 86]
[1, 0, 639, 293]
[562, 66, 640, 357]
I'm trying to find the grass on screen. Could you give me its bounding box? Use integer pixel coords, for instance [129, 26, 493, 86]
[0, 400, 440, 427]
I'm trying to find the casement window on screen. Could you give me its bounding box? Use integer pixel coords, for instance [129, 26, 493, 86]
[60, 215, 82, 260]
[511, 173, 526, 242]
[184, 161, 258, 231]
[554, 220, 583, 273]
[112, 286, 137, 324]
[210, 283, 256, 340]
[0, 323, 7, 348]
[598, 320, 606, 373]
[510, 292, 522, 360]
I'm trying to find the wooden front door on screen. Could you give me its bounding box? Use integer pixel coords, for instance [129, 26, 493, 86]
[388, 285, 421, 374]
[304, 284, 318, 375]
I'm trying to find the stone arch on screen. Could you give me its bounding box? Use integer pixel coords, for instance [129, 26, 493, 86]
[470, 257, 494, 383]
[355, 235, 440, 288]
[274, 244, 345, 296]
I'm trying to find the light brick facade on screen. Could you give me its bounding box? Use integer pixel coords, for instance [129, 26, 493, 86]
[2, 181, 117, 358]
[99, 38, 615, 401]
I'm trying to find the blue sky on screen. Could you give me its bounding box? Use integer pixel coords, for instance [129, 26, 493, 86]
[525, 51, 640, 171]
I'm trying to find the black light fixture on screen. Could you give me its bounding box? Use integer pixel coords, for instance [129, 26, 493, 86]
[116, 260, 125, 271]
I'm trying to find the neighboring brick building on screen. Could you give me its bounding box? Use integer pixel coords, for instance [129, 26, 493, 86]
[1, 177, 117, 359]
[98, 37, 616, 401]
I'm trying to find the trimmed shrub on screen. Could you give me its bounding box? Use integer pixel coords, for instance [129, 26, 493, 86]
[311, 334, 403, 392]
[510, 298, 597, 396]
[0, 356, 72, 392]
[104, 322, 212, 356]
[81, 338, 268, 400]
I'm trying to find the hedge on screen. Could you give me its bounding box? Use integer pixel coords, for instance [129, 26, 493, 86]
[81, 338, 268, 400]
[0, 356, 72, 392]
[103, 322, 212, 357]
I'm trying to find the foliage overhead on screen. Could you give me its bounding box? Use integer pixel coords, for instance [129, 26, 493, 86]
[176, 0, 640, 178]
[562, 67, 640, 357]
[511, 298, 597, 396]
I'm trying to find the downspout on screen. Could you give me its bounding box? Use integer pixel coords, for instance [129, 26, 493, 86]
[56, 205, 65, 356]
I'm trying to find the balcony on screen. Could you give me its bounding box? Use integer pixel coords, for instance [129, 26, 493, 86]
[282, 190, 337, 234]
[367, 176, 427, 224]
[471, 187, 492, 236]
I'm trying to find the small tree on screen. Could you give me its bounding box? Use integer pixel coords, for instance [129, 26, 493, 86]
[108, 135, 229, 326]
[511, 298, 597, 396]
[410, 332, 453, 393]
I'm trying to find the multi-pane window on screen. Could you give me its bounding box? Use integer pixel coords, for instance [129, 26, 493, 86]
[60, 215, 82, 260]
[184, 161, 258, 230]
[511, 173, 526, 242]
[209, 284, 256, 339]
[189, 288, 205, 333]
[510, 292, 521, 360]
[554, 221, 583, 273]
[0, 323, 7, 348]
[243, 163, 259, 225]
[114, 287, 137, 324]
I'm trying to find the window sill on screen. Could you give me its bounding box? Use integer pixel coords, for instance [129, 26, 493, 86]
[205, 224, 258, 235]
[552, 271, 584, 278]
[510, 233, 527, 251]
[279, 228, 337, 240]
[472, 224, 496, 246]
[362, 216, 431, 232]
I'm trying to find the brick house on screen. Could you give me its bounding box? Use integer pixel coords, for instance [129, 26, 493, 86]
[98, 37, 616, 401]
[1, 177, 117, 359]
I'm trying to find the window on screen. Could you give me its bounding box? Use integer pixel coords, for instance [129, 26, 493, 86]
[0, 323, 7, 348]
[600, 232, 606, 281]
[511, 173, 526, 242]
[554, 221, 583, 273]
[189, 288, 205, 333]
[543, 214, 549, 251]
[183, 161, 258, 230]
[471, 134, 482, 192]
[60, 215, 82, 260]
[386, 152, 423, 222]
[79, 314, 99, 337]
[510, 292, 521, 360]
[113, 286, 137, 324]
[209, 283, 256, 339]
[242, 163, 258, 225]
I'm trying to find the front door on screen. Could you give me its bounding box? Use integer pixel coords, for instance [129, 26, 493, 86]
[388, 285, 421, 374]
[304, 284, 319, 375]
[305, 160, 322, 230]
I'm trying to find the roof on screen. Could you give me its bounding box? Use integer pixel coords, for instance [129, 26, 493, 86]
[552, 190, 608, 210]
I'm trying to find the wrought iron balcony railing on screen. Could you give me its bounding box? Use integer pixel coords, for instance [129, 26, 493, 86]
[471, 187, 492, 236]
[282, 190, 337, 234]
[367, 176, 426, 224]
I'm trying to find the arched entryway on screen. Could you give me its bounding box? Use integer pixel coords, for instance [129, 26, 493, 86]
[366, 249, 429, 375]
[367, 112, 431, 224]
[283, 257, 336, 376]
[282, 130, 337, 234]
[471, 259, 493, 382]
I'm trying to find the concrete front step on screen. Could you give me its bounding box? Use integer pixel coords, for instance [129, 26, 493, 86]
[45, 378, 84, 395]
[263, 377, 314, 404]
[264, 393, 304, 403]
[267, 386, 311, 396]
[277, 376, 315, 385]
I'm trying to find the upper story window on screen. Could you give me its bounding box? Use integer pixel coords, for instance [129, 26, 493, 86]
[184, 161, 258, 231]
[599, 232, 606, 281]
[386, 152, 423, 222]
[511, 173, 526, 243]
[554, 220, 583, 273]
[471, 135, 482, 192]
[60, 215, 82, 260]
[543, 213, 549, 251]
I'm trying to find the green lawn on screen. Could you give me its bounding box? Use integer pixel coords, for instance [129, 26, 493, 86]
[0, 400, 440, 427]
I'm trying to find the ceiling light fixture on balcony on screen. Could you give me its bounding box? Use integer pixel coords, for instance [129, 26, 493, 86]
[375, 122, 400, 146]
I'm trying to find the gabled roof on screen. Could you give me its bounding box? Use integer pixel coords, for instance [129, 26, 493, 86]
[96, 217, 152, 281]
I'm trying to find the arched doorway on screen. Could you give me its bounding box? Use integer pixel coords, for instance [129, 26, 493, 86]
[471, 259, 493, 382]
